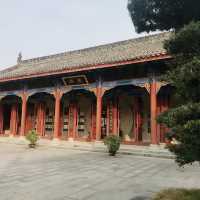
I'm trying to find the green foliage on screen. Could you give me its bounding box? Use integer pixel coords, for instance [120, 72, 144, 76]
[128, 0, 200, 166]
[104, 135, 120, 156]
[157, 103, 200, 129]
[164, 57, 200, 103]
[25, 130, 39, 146]
[164, 22, 200, 57]
[158, 103, 200, 166]
[158, 22, 200, 166]
[153, 188, 200, 200]
[127, 0, 200, 33]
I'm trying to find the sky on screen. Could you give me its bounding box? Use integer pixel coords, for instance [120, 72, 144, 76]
[0, 0, 145, 69]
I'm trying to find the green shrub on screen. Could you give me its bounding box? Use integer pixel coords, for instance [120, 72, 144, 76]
[153, 188, 200, 200]
[25, 130, 39, 147]
[104, 135, 120, 156]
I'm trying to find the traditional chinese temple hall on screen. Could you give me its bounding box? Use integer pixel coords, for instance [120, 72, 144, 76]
[0, 32, 173, 145]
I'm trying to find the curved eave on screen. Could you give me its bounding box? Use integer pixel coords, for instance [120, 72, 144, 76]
[0, 53, 171, 83]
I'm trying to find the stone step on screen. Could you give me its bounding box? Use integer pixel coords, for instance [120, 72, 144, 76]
[0, 136, 174, 159]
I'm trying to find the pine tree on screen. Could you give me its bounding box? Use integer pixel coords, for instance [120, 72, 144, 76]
[128, 0, 200, 166]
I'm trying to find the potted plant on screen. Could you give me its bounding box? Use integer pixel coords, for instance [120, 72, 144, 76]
[25, 130, 39, 148]
[104, 135, 120, 156]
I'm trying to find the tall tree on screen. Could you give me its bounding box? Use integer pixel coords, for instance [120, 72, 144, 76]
[128, 0, 200, 33]
[158, 22, 200, 166]
[128, 0, 200, 166]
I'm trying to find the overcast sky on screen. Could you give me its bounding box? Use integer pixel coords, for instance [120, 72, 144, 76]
[0, 0, 145, 69]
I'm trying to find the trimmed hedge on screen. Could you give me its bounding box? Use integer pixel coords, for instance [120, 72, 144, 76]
[153, 189, 200, 200]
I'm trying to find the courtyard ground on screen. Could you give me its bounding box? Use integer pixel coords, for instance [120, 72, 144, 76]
[0, 143, 199, 200]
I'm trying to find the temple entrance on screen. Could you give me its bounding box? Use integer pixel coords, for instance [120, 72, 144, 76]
[27, 93, 55, 138]
[102, 85, 150, 143]
[1, 95, 21, 136]
[61, 90, 96, 140]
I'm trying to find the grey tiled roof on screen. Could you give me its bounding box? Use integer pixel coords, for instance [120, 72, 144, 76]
[0, 32, 171, 81]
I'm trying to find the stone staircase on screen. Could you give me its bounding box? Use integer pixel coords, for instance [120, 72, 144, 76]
[0, 136, 174, 159]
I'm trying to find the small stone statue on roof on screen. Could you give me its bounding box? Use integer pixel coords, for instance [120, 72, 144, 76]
[17, 52, 22, 63]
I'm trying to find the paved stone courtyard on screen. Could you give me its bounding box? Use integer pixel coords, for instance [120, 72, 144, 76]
[0, 143, 199, 200]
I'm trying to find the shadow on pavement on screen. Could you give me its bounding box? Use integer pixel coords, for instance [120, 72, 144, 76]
[130, 196, 149, 200]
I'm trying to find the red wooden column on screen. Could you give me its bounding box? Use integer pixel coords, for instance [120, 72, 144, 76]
[36, 103, 41, 135]
[72, 103, 78, 139]
[10, 103, 18, 136]
[160, 95, 170, 142]
[156, 96, 161, 143]
[96, 87, 103, 140]
[112, 99, 118, 135]
[53, 90, 62, 139]
[91, 103, 96, 140]
[0, 104, 3, 134]
[106, 101, 110, 135]
[150, 80, 158, 144]
[25, 108, 31, 134]
[20, 93, 27, 136]
[68, 103, 73, 138]
[36, 102, 45, 136]
[160, 96, 165, 142]
[68, 102, 78, 139]
[40, 103, 46, 136]
[133, 97, 141, 142]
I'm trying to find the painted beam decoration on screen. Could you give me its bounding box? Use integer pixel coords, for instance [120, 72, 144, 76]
[62, 75, 88, 86]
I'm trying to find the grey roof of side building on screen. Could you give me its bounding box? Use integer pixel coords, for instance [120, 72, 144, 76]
[0, 32, 171, 81]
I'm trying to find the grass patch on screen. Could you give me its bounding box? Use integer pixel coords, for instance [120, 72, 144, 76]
[153, 188, 200, 200]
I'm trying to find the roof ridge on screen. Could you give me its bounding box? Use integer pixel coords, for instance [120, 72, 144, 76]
[0, 31, 171, 82]
[0, 64, 19, 73]
[21, 32, 170, 64]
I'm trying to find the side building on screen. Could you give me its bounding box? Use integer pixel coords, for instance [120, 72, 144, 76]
[0, 32, 173, 145]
